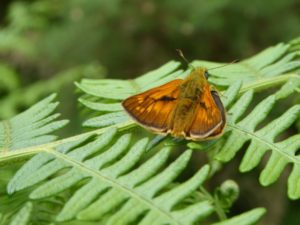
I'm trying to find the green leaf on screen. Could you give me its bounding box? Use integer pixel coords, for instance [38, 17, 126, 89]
[83, 111, 129, 128]
[8, 202, 32, 225]
[212, 208, 266, 225]
[0, 94, 68, 152]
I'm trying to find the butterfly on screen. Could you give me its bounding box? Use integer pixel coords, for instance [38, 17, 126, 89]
[122, 67, 226, 141]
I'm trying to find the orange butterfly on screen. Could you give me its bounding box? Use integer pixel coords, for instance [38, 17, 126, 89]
[122, 67, 226, 141]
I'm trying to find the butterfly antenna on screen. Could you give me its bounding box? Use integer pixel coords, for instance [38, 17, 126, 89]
[208, 59, 239, 71]
[176, 49, 195, 70]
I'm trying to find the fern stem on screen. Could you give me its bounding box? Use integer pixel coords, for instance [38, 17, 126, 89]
[0, 121, 135, 165]
[47, 147, 184, 225]
[199, 187, 227, 221]
[226, 123, 300, 165]
[0, 147, 45, 165]
[240, 73, 299, 93]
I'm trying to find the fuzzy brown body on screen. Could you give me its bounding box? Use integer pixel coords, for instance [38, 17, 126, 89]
[122, 67, 226, 140]
[169, 68, 207, 136]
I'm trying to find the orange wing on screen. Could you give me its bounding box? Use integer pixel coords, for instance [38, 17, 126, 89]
[188, 87, 225, 140]
[122, 79, 182, 133]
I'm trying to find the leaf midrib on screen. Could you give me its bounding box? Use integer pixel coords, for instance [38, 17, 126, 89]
[227, 123, 299, 165]
[0, 121, 135, 164]
[45, 147, 183, 225]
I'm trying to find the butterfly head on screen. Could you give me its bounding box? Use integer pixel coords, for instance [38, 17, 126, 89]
[190, 67, 210, 81]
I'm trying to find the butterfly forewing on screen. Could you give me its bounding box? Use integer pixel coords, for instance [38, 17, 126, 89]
[122, 79, 182, 132]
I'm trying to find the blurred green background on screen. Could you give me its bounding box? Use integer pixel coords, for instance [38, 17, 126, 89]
[0, 0, 299, 224]
[0, 0, 299, 119]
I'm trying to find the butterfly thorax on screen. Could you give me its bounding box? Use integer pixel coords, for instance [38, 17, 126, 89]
[169, 68, 209, 137]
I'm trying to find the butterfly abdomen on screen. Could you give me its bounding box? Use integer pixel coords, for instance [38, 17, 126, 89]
[170, 98, 198, 136]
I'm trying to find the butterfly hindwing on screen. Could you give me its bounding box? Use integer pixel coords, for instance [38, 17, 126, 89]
[208, 90, 226, 137]
[188, 86, 225, 139]
[122, 79, 182, 132]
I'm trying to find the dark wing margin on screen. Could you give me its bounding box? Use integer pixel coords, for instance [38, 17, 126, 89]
[211, 90, 226, 124]
[208, 90, 226, 137]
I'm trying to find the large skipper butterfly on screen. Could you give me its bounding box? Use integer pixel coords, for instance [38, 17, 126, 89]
[122, 67, 226, 141]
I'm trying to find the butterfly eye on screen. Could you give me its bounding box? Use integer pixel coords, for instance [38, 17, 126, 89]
[204, 71, 209, 79]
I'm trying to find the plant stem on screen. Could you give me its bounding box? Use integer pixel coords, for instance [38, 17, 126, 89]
[0, 121, 135, 165]
[240, 73, 299, 93]
[200, 187, 227, 221]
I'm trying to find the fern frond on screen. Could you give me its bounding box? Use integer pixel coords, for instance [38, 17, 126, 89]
[5, 39, 300, 225]
[0, 94, 68, 152]
[77, 39, 299, 130]
[75, 41, 300, 200]
[78, 70, 300, 200]
[8, 128, 214, 224]
[6, 127, 263, 225]
[193, 40, 300, 87]
[216, 78, 300, 199]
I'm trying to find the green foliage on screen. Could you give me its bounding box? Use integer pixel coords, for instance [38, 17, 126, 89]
[5, 128, 261, 225]
[1, 0, 299, 76]
[77, 38, 300, 132]
[0, 63, 19, 92]
[0, 1, 106, 120]
[1, 38, 300, 224]
[0, 94, 68, 152]
[1, 1, 300, 224]
[0, 63, 104, 119]
[78, 57, 300, 199]
[212, 208, 266, 225]
[216, 79, 300, 199]
[214, 180, 240, 212]
[8, 202, 32, 225]
[193, 41, 300, 87]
